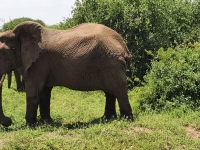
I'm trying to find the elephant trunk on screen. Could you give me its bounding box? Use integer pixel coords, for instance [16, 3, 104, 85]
[0, 74, 12, 127]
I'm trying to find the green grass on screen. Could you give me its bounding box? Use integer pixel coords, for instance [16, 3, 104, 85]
[0, 79, 200, 149]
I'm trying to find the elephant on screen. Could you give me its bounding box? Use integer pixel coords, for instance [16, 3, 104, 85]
[0, 21, 133, 126]
[7, 70, 25, 91]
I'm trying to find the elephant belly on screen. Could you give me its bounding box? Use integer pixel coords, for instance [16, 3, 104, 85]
[45, 72, 102, 91]
[44, 56, 118, 92]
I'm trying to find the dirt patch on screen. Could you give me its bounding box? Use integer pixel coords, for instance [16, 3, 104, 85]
[184, 125, 200, 140]
[46, 133, 62, 138]
[45, 132, 75, 140]
[124, 126, 153, 136]
[0, 140, 4, 148]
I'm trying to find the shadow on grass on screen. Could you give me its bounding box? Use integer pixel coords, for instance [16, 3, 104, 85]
[40, 116, 117, 130]
[45, 117, 115, 130]
[63, 118, 106, 129]
[0, 117, 116, 131]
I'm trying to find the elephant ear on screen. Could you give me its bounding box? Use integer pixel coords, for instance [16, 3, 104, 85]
[13, 21, 43, 75]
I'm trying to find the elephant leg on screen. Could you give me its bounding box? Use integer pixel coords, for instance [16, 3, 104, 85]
[25, 94, 39, 125]
[25, 81, 41, 125]
[24, 60, 49, 125]
[114, 79, 133, 120]
[7, 72, 12, 89]
[39, 86, 53, 123]
[102, 92, 117, 119]
[14, 70, 24, 91]
[116, 92, 133, 120]
[103, 66, 133, 120]
[0, 86, 12, 127]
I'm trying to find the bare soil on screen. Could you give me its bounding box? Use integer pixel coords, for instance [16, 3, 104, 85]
[184, 125, 200, 140]
[0, 139, 4, 148]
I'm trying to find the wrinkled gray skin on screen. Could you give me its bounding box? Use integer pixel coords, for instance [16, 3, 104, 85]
[0, 21, 133, 126]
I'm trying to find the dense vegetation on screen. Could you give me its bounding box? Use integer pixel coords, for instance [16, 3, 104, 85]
[2, 17, 45, 31]
[132, 43, 200, 111]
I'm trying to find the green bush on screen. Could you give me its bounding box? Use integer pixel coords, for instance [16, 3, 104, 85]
[60, 0, 200, 88]
[132, 43, 200, 111]
[2, 17, 46, 31]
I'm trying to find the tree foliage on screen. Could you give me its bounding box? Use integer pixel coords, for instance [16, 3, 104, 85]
[2, 17, 46, 31]
[60, 0, 200, 88]
[133, 43, 200, 111]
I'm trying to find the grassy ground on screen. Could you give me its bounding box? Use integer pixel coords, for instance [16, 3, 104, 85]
[0, 79, 200, 149]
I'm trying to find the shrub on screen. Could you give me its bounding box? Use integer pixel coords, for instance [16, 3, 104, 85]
[2, 17, 46, 31]
[132, 43, 200, 111]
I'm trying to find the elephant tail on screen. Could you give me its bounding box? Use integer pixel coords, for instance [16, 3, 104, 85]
[125, 53, 132, 68]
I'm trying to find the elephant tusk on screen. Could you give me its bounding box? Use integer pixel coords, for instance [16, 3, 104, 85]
[0, 74, 6, 87]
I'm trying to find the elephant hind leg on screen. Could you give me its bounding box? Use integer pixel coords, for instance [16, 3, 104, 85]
[39, 86, 53, 123]
[102, 67, 133, 120]
[115, 92, 133, 120]
[102, 92, 117, 120]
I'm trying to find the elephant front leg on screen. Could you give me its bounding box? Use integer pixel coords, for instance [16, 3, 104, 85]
[39, 86, 53, 123]
[25, 94, 39, 126]
[102, 92, 117, 120]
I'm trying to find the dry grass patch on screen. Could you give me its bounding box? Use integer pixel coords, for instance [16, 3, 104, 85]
[0, 139, 4, 148]
[123, 126, 153, 136]
[45, 132, 76, 140]
[184, 125, 200, 140]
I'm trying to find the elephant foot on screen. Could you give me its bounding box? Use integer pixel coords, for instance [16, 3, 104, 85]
[17, 86, 25, 92]
[102, 113, 134, 121]
[26, 117, 37, 127]
[26, 119, 50, 128]
[0, 116, 12, 127]
[120, 113, 134, 121]
[26, 121, 37, 128]
[38, 117, 53, 124]
[101, 114, 117, 121]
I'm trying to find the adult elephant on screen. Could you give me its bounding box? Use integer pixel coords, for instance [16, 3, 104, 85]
[0, 21, 133, 126]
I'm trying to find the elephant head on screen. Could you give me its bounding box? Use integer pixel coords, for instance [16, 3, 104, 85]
[0, 22, 43, 126]
[0, 22, 43, 78]
[0, 31, 20, 76]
